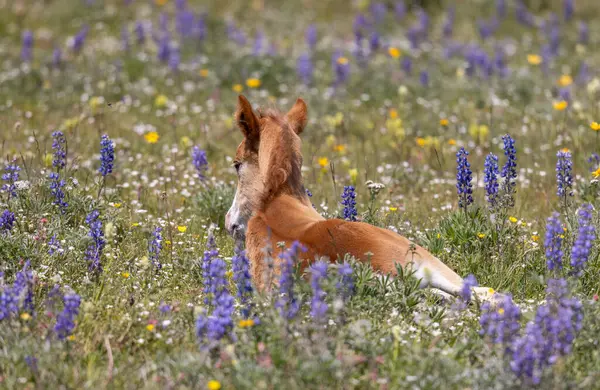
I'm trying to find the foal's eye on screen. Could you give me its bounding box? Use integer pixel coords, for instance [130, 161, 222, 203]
[233, 161, 242, 173]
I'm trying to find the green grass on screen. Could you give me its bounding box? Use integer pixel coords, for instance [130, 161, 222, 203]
[1, 0, 600, 388]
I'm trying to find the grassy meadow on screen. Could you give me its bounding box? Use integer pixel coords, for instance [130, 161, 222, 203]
[1, 0, 600, 388]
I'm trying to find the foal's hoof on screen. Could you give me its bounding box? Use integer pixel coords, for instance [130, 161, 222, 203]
[472, 286, 497, 302]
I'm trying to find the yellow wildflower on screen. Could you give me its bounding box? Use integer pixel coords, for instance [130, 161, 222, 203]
[348, 168, 358, 184]
[416, 137, 427, 147]
[154, 94, 168, 108]
[558, 75, 573, 87]
[560, 148, 570, 153]
[180, 136, 192, 148]
[593, 167, 600, 178]
[318, 157, 329, 168]
[389, 108, 398, 119]
[448, 139, 457, 146]
[131, 222, 140, 227]
[144, 131, 160, 144]
[477, 233, 485, 238]
[113, 203, 122, 208]
[207, 380, 221, 390]
[177, 226, 187, 233]
[155, 0, 168, 5]
[388, 47, 401, 58]
[122, 272, 130, 278]
[238, 319, 254, 328]
[165, 240, 171, 246]
[531, 235, 539, 242]
[232, 84, 243, 93]
[590, 122, 600, 131]
[553, 101, 568, 111]
[334, 144, 346, 154]
[389, 207, 398, 212]
[527, 54, 542, 65]
[469, 124, 489, 143]
[488, 288, 495, 295]
[146, 324, 155, 332]
[20, 313, 31, 321]
[509, 217, 518, 223]
[89, 96, 103, 110]
[246, 78, 261, 88]
[325, 112, 344, 128]
[199, 69, 209, 77]
[67, 335, 76, 341]
[498, 308, 505, 315]
[336, 56, 349, 65]
[439, 118, 449, 126]
[436, 233, 441, 239]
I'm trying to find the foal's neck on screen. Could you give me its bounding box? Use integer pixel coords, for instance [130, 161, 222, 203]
[260, 194, 324, 239]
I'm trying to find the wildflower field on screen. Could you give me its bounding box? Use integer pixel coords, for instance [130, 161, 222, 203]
[2, 0, 600, 388]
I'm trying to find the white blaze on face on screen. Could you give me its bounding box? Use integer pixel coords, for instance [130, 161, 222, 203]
[225, 191, 241, 234]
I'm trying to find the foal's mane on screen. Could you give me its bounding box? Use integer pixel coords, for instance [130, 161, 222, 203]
[255, 108, 305, 206]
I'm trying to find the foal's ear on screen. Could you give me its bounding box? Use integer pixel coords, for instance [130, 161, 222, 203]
[286, 98, 308, 135]
[235, 95, 260, 142]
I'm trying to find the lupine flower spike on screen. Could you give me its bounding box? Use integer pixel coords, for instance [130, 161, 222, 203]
[456, 147, 473, 211]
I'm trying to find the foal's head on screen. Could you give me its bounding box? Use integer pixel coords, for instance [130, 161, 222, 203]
[225, 95, 309, 240]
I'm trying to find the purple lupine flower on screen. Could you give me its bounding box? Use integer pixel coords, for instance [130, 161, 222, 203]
[480, 293, 521, 349]
[309, 260, 329, 322]
[511, 279, 582, 384]
[544, 212, 563, 271]
[175, 0, 186, 10]
[337, 262, 354, 301]
[563, 0, 574, 21]
[99, 135, 114, 177]
[226, 21, 246, 46]
[484, 153, 499, 209]
[478, 19, 493, 40]
[149, 227, 163, 270]
[297, 53, 313, 85]
[460, 274, 478, 303]
[515, 1, 535, 27]
[51, 131, 67, 170]
[0, 210, 15, 233]
[456, 147, 473, 210]
[369, 31, 380, 53]
[121, 26, 130, 52]
[202, 231, 219, 305]
[401, 56, 412, 74]
[52, 48, 62, 67]
[72, 25, 89, 54]
[54, 291, 81, 340]
[253, 30, 264, 56]
[275, 241, 306, 320]
[305, 24, 317, 50]
[407, 25, 420, 49]
[352, 14, 369, 40]
[134, 21, 145, 44]
[442, 7, 455, 38]
[577, 61, 589, 85]
[417, 8, 429, 34]
[501, 134, 517, 208]
[191, 146, 208, 180]
[157, 34, 170, 63]
[370, 2, 387, 24]
[21, 31, 34, 62]
[159, 12, 169, 32]
[168, 46, 180, 72]
[85, 210, 105, 274]
[48, 234, 63, 255]
[2, 160, 20, 200]
[578, 22, 589, 45]
[196, 258, 235, 343]
[494, 46, 508, 77]
[556, 150, 573, 200]
[232, 243, 253, 318]
[587, 153, 600, 172]
[332, 51, 350, 86]
[419, 70, 429, 87]
[0, 262, 34, 320]
[340, 186, 357, 221]
[497, 0, 506, 18]
[570, 204, 595, 277]
[48, 173, 67, 212]
[195, 13, 206, 42]
[548, 26, 560, 57]
[394, 1, 406, 20]
[176, 9, 195, 38]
